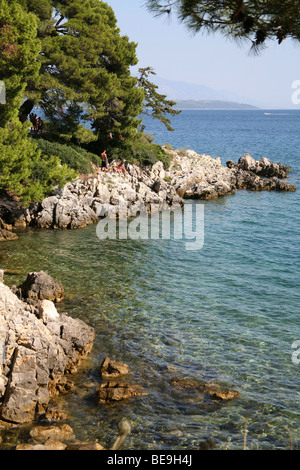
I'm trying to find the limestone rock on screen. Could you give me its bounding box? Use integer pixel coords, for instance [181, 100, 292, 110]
[0, 280, 94, 424]
[39, 300, 60, 323]
[0, 149, 296, 231]
[237, 153, 291, 178]
[97, 381, 148, 402]
[204, 383, 240, 401]
[0, 229, 18, 242]
[94, 183, 111, 203]
[100, 356, 129, 378]
[29, 424, 75, 443]
[18, 271, 64, 303]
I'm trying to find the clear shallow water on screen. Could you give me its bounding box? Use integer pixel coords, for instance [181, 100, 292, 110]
[1, 110, 299, 450]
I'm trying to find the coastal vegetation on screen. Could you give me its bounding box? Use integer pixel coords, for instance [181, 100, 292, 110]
[0, 0, 179, 203]
[2, 1, 298, 204]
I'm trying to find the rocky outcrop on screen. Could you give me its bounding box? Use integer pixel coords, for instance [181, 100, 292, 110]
[0, 160, 185, 231]
[227, 153, 291, 178]
[97, 356, 146, 403]
[17, 271, 64, 303]
[0, 276, 94, 425]
[165, 148, 296, 199]
[0, 149, 296, 231]
[26, 162, 184, 230]
[0, 218, 18, 242]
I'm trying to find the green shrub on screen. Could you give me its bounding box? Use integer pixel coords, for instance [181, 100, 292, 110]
[177, 147, 189, 157]
[163, 143, 174, 150]
[110, 132, 171, 169]
[0, 121, 76, 204]
[33, 137, 100, 174]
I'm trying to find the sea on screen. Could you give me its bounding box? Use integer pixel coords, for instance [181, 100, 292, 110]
[1, 110, 299, 450]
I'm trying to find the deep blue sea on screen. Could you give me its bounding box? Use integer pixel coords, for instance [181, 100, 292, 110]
[1, 110, 299, 450]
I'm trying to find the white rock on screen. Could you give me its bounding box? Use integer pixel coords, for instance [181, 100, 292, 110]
[39, 300, 60, 322]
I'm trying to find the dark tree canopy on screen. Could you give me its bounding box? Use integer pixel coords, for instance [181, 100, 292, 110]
[0, 1, 40, 126]
[18, 0, 145, 149]
[146, 0, 300, 51]
[0, 0, 180, 202]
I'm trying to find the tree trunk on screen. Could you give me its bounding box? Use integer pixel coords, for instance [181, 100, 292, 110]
[19, 99, 35, 123]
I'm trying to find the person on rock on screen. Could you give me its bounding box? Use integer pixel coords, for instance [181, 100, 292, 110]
[116, 160, 126, 174]
[101, 150, 109, 172]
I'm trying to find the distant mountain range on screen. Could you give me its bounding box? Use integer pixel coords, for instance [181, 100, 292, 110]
[151, 75, 266, 109]
[174, 99, 259, 110]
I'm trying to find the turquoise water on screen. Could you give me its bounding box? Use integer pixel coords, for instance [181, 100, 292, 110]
[1, 110, 299, 450]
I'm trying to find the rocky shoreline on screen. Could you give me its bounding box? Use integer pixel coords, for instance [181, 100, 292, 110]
[0, 271, 95, 426]
[0, 148, 297, 449]
[0, 269, 147, 449]
[0, 148, 296, 237]
[0, 270, 241, 450]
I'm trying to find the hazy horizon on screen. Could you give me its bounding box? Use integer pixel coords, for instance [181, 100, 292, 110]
[107, 0, 300, 110]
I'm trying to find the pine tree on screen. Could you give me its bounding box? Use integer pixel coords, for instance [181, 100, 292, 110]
[137, 67, 181, 132]
[0, 1, 76, 203]
[0, 0, 40, 126]
[20, 0, 145, 149]
[145, 0, 300, 51]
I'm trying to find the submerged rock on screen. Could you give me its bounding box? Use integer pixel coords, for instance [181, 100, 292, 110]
[29, 424, 75, 443]
[66, 442, 105, 450]
[40, 405, 68, 424]
[170, 376, 240, 402]
[199, 437, 217, 450]
[204, 383, 240, 401]
[100, 356, 129, 378]
[97, 381, 148, 403]
[0, 229, 18, 242]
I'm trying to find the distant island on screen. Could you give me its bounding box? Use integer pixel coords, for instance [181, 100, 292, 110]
[174, 100, 260, 110]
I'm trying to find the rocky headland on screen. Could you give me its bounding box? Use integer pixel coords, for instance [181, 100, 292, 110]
[0, 148, 296, 236]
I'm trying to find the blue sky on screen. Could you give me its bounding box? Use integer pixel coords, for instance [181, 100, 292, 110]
[107, 0, 300, 108]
